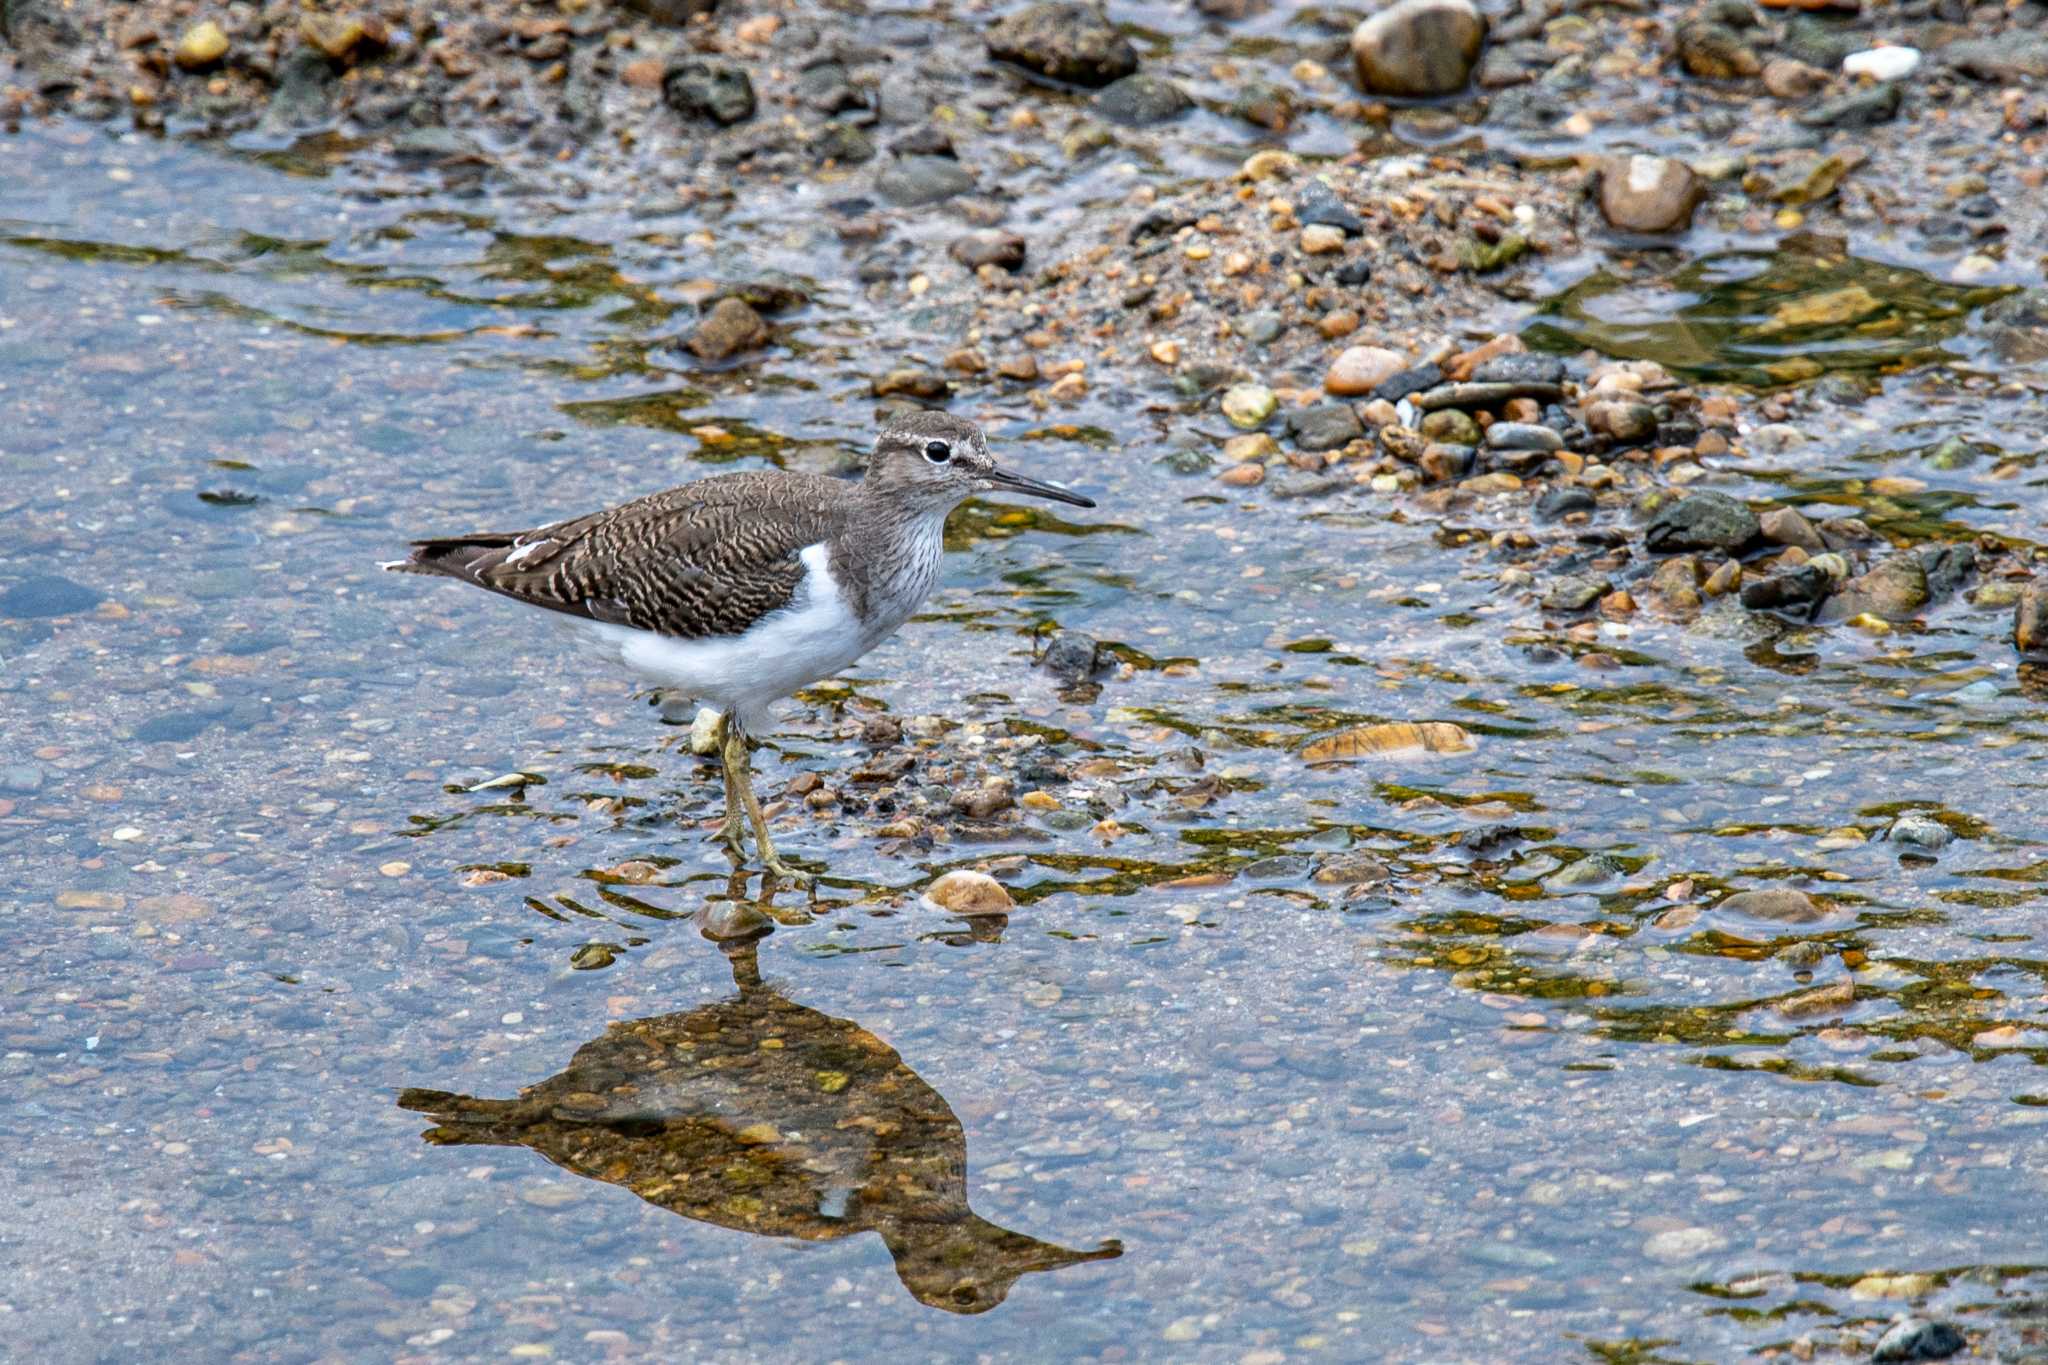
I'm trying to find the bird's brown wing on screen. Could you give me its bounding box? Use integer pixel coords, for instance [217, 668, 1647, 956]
[390, 470, 850, 639]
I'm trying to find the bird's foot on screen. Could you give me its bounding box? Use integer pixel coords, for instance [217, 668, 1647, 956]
[714, 811, 747, 861]
[760, 852, 816, 892]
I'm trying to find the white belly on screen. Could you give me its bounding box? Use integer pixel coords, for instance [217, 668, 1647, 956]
[570, 543, 872, 730]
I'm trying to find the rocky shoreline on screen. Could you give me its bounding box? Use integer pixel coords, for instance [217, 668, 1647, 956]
[4, 0, 2046, 667]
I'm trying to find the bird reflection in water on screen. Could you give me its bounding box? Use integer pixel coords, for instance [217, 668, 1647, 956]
[397, 938, 1122, 1314]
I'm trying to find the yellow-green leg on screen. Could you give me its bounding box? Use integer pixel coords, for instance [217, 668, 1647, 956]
[710, 713, 746, 858]
[721, 720, 813, 889]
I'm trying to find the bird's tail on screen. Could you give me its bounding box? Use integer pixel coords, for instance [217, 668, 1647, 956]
[380, 535, 520, 578]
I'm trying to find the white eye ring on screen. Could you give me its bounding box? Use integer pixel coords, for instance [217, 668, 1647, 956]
[923, 440, 952, 464]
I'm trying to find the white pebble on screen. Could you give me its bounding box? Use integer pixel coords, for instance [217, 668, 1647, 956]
[1843, 46, 1919, 81]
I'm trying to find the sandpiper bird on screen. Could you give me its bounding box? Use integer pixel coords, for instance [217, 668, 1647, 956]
[385, 412, 1094, 885]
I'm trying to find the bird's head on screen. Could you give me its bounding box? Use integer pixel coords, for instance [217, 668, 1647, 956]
[866, 412, 1094, 513]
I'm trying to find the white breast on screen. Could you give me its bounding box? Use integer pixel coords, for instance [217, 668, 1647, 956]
[571, 543, 872, 731]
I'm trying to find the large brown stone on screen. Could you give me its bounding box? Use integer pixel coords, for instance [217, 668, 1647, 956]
[1597, 154, 1704, 234]
[1350, 0, 1486, 98]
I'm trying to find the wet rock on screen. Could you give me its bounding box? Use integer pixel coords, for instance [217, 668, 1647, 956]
[263, 47, 337, 130]
[1645, 491, 1759, 554]
[136, 707, 228, 744]
[1675, 21, 1761, 79]
[699, 902, 771, 942]
[1372, 363, 1444, 403]
[1040, 630, 1102, 684]
[617, 0, 718, 20]
[1762, 56, 1829, 98]
[1740, 563, 1832, 615]
[1419, 409, 1479, 446]
[1942, 36, 2048, 83]
[1222, 384, 1277, 429]
[2016, 584, 2048, 657]
[1334, 260, 1374, 287]
[795, 59, 862, 115]
[300, 14, 388, 63]
[1314, 853, 1391, 885]
[1585, 400, 1658, 443]
[1093, 73, 1191, 125]
[1474, 354, 1566, 386]
[1415, 379, 1561, 410]
[0, 762, 46, 793]
[875, 155, 975, 206]
[664, 59, 755, 125]
[923, 869, 1015, 915]
[1872, 1317, 1966, 1362]
[1758, 506, 1823, 551]
[1920, 543, 1976, 603]
[1535, 487, 1596, 521]
[1419, 444, 1472, 483]
[1798, 81, 1901, 128]
[1287, 404, 1364, 452]
[1647, 555, 1704, 610]
[1457, 231, 1529, 274]
[1746, 150, 1862, 205]
[1351, 0, 1486, 97]
[1543, 575, 1609, 612]
[949, 229, 1027, 272]
[1597, 155, 1704, 233]
[1887, 814, 1953, 852]
[1296, 180, 1366, 235]
[812, 123, 877, 165]
[872, 369, 952, 400]
[1716, 887, 1828, 924]
[685, 297, 769, 362]
[1326, 346, 1408, 397]
[1975, 289, 2048, 366]
[0, 574, 103, 619]
[1820, 555, 1928, 622]
[174, 20, 229, 71]
[888, 123, 955, 159]
[1487, 422, 1562, 452]
[986, 3, 1138, 87]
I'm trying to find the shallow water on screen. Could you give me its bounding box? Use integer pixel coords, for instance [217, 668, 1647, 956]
[4, 112, 2048, 1365]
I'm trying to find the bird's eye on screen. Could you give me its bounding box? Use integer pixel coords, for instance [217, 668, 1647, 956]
[923, 440, 952, 464]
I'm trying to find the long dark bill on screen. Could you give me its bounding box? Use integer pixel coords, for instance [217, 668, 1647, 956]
[984, 464, 1096, 508]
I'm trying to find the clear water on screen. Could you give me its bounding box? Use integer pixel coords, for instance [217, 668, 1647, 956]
[4, 113, 2048, 1364]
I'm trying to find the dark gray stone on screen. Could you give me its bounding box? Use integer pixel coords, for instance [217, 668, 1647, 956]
[663, 58, 756, 125]
[987, 3, 1138, 87]
[0, 574, 103, 619]
[1535, 487, 1596, 521]
[1370, 363, 1443, 403]
[1472, 353, 1567, 385]
[875, 155, 975, 206]
[0, 762, 44, 793]
[1295, 180, 1364, 235]
[1920, 543, 1977, 603]
[1740, 563, 1832, 615]
[1644, 492, 1759, 554]
[1485, 421, 1562, 452]
[135, 707, 228, 744]
[1414, 380, 1565, 410]
[1288, 403, 1365, 452]
[1041, 630, 1102, 684]
[1093, 73, 1192, 125]
[1797, 81, 1902, 128]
